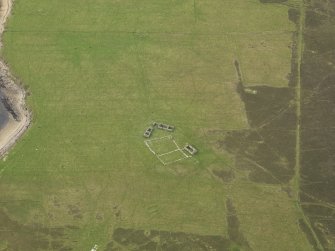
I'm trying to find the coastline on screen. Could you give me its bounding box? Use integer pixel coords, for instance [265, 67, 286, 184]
[0, 0, 31, 158]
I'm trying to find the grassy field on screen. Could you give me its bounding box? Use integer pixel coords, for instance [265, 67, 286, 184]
[0, 0, 314, 250]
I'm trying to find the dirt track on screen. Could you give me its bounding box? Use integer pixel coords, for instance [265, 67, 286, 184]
[0, 0, 30, 158]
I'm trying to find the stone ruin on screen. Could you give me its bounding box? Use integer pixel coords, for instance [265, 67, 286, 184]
[143, 122, 198, 156]
[184, 144, 198, 155]
[143, 126, 154, 138]
[143, 122, 176, 138]
[156, 122, 175, 132]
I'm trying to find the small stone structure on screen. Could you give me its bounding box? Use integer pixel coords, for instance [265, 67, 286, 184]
[143, 126, 154, 138]
[143, 121, 175, 138]
[184, 144, 197, 155]
[156, 122, 175, 132]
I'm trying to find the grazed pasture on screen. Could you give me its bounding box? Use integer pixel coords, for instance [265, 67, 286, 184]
[1, 0, 332, 250]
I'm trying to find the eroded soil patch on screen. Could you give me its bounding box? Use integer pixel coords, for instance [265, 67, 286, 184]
[300, 1, 335, 248]
[222, 1, 335, 249]
[104, 204, 252, 251]
[104, 228, 234, 251]
[226, 199, 251, 250]
[222, 83, 296, 184]
[0, 209, 75, 250]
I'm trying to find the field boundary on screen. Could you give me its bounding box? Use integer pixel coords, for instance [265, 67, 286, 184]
[144, 136, 191, 165]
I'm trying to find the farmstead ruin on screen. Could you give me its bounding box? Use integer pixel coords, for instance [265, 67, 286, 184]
[143, 122, 198, 165]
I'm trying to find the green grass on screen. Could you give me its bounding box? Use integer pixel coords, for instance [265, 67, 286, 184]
[0, 0, 313, 250]
[158, 149, 187, 164]
[146, 136, 177, 154]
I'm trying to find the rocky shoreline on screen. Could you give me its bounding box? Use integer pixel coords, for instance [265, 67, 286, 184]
[0, 0, 31, 158]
